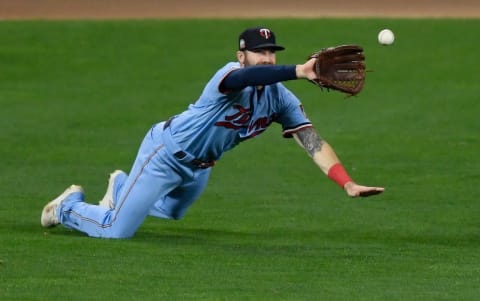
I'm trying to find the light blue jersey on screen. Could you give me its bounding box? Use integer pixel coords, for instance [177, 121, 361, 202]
[166, 62, 312, 161]
[55, 62, 313, 238]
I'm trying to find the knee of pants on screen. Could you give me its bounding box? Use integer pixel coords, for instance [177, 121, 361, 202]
[105, 228, 136, 239]
[150, 199, 190, 220]
[100, 220, 139, 239]
[170, 211, 185, 220]
[168, 204, 191, 220]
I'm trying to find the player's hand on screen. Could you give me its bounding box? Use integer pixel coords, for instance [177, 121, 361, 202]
[296, 58, 317, 80]
[344, 182, 384, 198]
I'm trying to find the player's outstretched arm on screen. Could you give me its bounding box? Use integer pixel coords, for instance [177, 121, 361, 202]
[220, 58, 318, 93]
[292, 127, 384, 198]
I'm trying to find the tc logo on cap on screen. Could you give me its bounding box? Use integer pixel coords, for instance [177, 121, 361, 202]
[238, 26, 285, 51]
[259, 28, 271, 39]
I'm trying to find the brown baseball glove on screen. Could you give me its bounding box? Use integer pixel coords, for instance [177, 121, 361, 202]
[309, 45, 366, 96]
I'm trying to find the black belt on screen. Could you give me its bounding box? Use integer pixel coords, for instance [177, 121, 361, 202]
[164, 117, 215, 169]
[173, 151, 216, 169]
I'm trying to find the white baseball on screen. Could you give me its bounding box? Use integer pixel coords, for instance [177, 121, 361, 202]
[378, 29, 395, 45]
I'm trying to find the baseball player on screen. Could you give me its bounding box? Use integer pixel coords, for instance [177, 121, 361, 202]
[41, 26, 384, 238]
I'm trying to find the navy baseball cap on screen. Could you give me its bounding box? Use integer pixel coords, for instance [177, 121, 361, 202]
[238, 27, 285, 51]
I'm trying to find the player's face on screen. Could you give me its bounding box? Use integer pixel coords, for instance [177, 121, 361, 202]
[237, 48, 277, 67]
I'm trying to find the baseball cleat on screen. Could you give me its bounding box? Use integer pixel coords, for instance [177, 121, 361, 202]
[98, 170, 124, 209]
[41, 184, 84, 228]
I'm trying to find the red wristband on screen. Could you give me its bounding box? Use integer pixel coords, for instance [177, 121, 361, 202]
[327, 163, 353, 188]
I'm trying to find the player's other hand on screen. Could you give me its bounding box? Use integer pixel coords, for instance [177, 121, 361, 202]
[344, 182, 384, 198]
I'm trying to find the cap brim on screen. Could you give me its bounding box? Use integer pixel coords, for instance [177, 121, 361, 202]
[247, 43, 285, 51]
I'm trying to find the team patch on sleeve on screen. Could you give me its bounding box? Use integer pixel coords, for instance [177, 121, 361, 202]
[282, 123, 313, 138]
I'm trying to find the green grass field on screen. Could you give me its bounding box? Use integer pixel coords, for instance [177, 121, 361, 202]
[1, 18, 479, 300]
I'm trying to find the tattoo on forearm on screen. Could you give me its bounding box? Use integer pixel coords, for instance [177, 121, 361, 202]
[297, 128, 324, 157]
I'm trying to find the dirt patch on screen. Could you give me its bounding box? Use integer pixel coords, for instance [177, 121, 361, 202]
[1, 0, 479, 19]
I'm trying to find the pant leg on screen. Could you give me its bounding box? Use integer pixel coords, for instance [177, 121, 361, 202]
[112, 171, 128, 207]
[149, 167, 211, 220]
[58, 129, 182, 238]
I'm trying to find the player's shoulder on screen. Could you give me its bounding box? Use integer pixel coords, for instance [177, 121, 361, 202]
[210, 62, 241, 83]
[219, 62, 241, 74]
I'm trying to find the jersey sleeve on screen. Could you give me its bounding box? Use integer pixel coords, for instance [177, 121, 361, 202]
[275, 84, 313, 138]
[199, 62, 241, 102]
